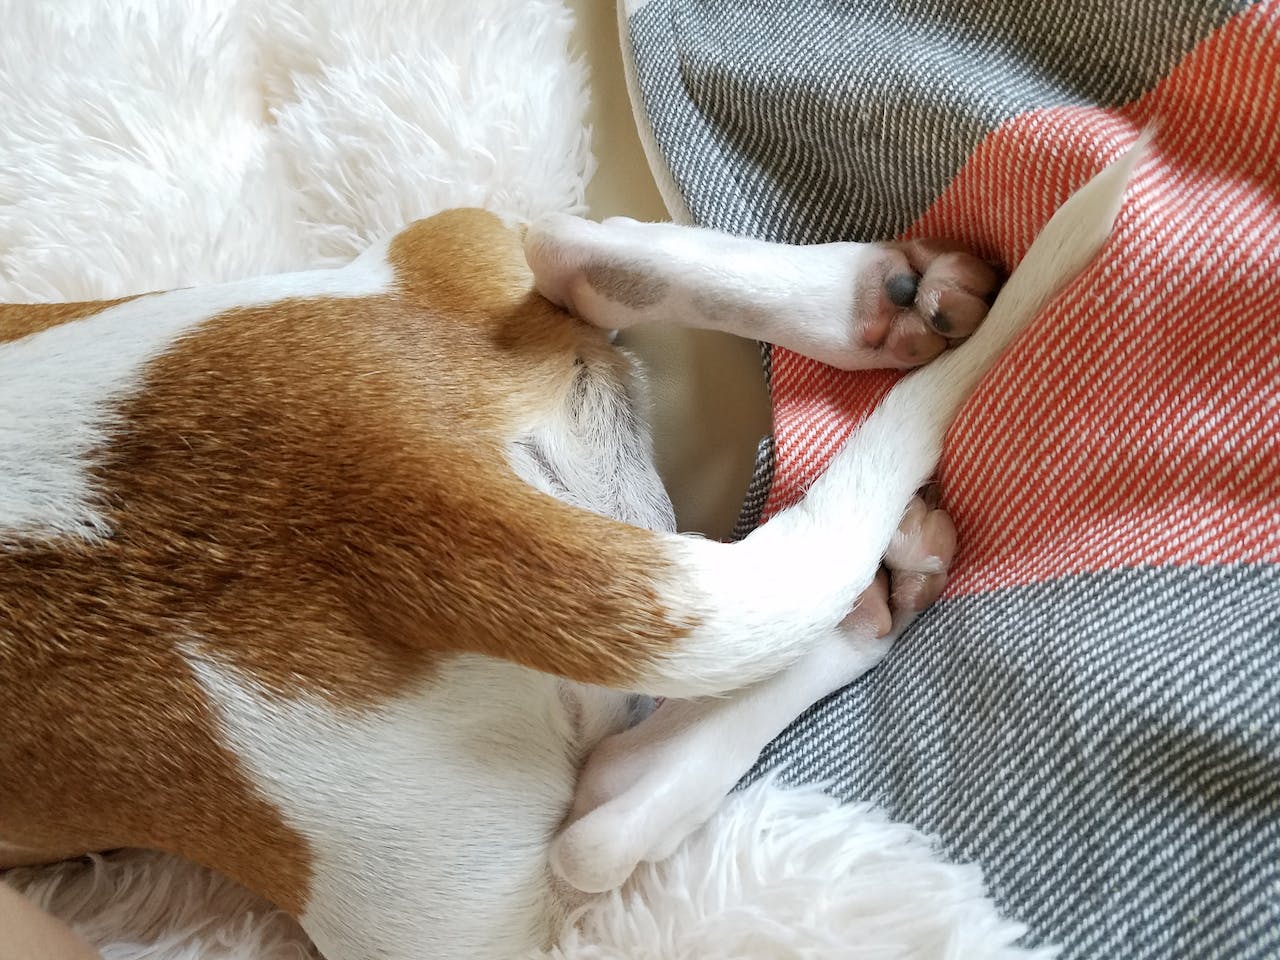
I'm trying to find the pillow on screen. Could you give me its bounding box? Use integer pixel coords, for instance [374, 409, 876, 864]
[623, 1, 1280, 956]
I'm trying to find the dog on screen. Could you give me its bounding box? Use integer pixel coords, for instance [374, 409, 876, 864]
[0, 142, 1141, 959]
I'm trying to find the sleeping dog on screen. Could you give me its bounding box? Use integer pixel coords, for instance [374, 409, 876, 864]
[0, 144, 1140, 959]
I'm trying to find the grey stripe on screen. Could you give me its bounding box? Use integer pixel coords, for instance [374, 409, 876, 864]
[743, 564, 1280, 959]
[729, 432, 774, 541]
[729, 340, 774, 539]
[628, 0, 1250, 243]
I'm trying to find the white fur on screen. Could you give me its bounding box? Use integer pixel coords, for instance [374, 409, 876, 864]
[4, 782, 1054, 960]
[550, 623, 896, 894]
[5, 852, 313, 960]
[525, 215, 893, 368]
[0, 248, 392, 544]
[507, 347, 676, 534]
[182, 646, 631, 960]
[0, 1, 590, 301]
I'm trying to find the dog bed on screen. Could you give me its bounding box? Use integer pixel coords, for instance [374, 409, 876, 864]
[622, 1, 1280, 957]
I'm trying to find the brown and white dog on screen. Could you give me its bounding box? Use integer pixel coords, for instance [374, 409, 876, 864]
[0, 145, 1139, 959]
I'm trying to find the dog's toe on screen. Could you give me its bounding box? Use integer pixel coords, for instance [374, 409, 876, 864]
[884, 496, 957, 619]
[884, 311, 948, 366]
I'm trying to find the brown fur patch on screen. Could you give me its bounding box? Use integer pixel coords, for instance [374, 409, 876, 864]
[0, 297, 139, 344]
[0, 209, 694, 913]
[0, 576, 315, 913]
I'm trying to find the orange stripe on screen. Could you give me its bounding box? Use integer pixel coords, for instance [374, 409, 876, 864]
[762, 1, 1280, 594]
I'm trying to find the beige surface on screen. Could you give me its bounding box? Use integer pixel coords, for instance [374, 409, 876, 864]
[0, 883, 101, 960]
[566, 0, 771, 539]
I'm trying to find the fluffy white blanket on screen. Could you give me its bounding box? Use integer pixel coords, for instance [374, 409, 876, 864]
[0, 2, 1046, 956]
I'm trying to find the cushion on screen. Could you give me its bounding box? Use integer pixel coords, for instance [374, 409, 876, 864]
[623, 1, 1280, 956]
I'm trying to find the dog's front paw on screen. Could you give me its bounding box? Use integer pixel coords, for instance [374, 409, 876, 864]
[863, 241, 1002, 368]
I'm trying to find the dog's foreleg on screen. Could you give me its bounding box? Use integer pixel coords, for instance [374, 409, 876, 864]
[661, 135, 1145, 684]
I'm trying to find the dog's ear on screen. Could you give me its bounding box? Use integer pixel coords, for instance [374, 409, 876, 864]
[0, 297, 139, 344]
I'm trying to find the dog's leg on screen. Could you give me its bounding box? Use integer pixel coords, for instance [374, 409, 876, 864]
[525, 219, 1000, 371]
[532, 139, 1147, 891]
[551, 495, 955, 893]
[521, 139, 1139, 700]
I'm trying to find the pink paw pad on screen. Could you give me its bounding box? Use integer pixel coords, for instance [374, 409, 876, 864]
[848, 495, 958, 637]
[871, 240, 1002, 367]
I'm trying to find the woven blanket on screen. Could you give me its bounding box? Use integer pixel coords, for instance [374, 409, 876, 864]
[624, 1, 1280, 957]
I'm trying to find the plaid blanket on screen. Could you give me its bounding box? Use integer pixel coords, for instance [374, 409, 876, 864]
[623, 1, 1280, 956]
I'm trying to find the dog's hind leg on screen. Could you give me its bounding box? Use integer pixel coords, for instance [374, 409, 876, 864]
[550, 495, 956, 893]
[524, 218, 1000, 371]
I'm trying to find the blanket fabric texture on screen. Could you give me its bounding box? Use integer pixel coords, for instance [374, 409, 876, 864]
[625, 1, 1280, 958]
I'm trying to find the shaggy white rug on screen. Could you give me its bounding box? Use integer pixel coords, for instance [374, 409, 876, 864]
[8, 781, 1051, 960]
[0, 2, 1049, 957]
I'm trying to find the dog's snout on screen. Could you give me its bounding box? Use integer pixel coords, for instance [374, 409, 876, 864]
[884, 272, 918, 308]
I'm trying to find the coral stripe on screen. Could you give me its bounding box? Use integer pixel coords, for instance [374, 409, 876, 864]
[761, 1, 1280, 595]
